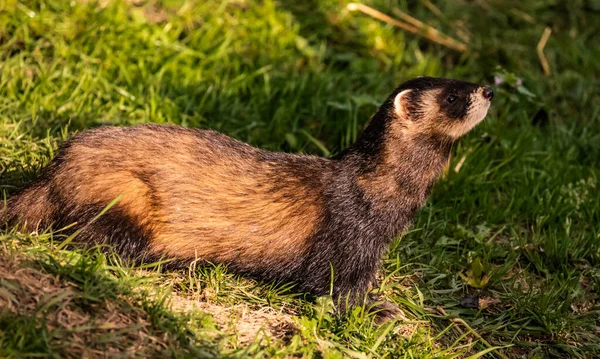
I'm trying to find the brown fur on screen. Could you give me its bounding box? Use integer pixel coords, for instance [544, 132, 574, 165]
[8, 126, 324, 272]
[2, 77, 493, 319]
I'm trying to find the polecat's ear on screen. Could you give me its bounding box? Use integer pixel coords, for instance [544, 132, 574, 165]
[393, 90, 412, 119]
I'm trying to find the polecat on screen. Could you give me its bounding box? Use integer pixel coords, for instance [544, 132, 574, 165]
[2, 77, 493, 319]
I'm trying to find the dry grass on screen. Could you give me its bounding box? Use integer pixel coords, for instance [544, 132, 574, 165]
[0, 247, 207, 358]
[170, 297, 297, 345]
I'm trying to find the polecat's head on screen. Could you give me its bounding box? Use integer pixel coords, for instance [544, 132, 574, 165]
[389, 77, 493, 140]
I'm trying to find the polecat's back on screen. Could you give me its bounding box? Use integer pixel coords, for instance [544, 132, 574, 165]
[3, 124, 328, 274]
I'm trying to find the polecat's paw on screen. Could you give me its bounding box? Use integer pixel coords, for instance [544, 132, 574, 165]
[370, 300, 403, 324]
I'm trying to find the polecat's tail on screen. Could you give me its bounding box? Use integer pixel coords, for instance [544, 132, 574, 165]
[2, 183, 53, 231]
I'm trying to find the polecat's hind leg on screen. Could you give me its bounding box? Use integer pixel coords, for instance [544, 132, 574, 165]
[57, 205, 157, 264]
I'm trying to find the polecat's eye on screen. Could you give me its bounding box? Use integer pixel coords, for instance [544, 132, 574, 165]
[446, 95, 457, 103]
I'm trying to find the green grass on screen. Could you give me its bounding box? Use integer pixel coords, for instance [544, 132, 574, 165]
[1, 0, 599, 357]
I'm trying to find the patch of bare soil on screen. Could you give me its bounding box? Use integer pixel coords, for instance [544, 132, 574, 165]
[170, 296, 297, 345]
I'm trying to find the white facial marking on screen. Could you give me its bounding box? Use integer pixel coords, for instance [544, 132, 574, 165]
[446, 87, 491, 138]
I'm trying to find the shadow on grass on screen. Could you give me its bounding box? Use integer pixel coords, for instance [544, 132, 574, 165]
[0, 243, 223, 358]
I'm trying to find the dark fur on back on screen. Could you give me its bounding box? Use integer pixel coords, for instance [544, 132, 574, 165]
[2, 77, 492, 317]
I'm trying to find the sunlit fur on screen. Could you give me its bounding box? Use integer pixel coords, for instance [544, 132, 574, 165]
[2, 77, 492, 319]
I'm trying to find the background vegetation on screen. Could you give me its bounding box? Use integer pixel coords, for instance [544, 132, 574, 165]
[1, 0, 599, 357]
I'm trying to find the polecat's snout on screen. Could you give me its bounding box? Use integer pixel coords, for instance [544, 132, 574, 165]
[455, 86, 493, 137]
[482, 86, 494, 100]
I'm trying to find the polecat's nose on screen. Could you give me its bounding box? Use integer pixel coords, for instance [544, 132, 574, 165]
[482, 87, 494, 100]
